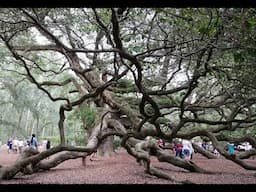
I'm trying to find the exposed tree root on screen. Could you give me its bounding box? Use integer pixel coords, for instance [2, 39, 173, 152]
[147, 166, 194, 184]
[0, 146, 95, 180]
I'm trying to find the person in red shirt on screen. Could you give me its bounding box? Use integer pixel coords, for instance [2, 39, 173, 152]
[174, 141, 183, 158]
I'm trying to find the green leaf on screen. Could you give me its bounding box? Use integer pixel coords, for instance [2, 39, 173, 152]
[248, 48, 256, 57]
[198, 26, 207, 34]
[248, 18, 256, 26]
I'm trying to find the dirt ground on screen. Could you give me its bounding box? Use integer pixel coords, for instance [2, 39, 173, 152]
[0, 146, 256, 184]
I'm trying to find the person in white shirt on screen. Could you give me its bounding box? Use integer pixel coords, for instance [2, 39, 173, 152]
[30, 134, 38, 150]
[182, 139, 194, 160]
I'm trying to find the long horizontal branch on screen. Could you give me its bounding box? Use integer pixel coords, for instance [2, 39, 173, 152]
[40, 78, 73, 87]
[183, 117, 256, 125]
[13, 44, 61, 52]
[147, 83, 189, 96]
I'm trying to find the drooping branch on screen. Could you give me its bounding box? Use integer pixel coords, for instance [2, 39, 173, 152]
[0, 36, 71, 105]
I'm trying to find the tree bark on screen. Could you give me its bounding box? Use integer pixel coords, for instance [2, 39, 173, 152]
[192, 143, 218, 159]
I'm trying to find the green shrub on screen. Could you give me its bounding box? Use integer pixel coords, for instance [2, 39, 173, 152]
[80, 106, 96, 128]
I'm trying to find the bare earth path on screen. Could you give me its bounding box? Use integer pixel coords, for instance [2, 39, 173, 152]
[0, 146, 256, 184]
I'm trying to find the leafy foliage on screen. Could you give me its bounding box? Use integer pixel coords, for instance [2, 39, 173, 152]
[79, 105, 97, 129]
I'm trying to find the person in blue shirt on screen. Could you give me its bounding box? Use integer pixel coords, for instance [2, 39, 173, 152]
[227, 143, 235, 154]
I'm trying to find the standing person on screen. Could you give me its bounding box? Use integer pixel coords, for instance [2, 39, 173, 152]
[182, 139, 194, 160]
[174, 140, 183, 158]
[45, 140, 51, 159]
[46, 140, 51, 150]
[30, 134, 38, 150]
[227, 142, 235, 155]
[202, 141, 207, 150]
[7, 137, 13, 154]
[213, 148, 220, 157]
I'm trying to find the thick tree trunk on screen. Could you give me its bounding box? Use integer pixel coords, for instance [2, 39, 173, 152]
[97, 135, 114, 157]
[71, 75, 115, 157]
[93, 108, 115, 157]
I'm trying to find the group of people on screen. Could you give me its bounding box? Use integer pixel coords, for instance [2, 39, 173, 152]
[7, 134, 51, 153]
[174, 139, 194, 160]
[156, 138, 194, 160]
